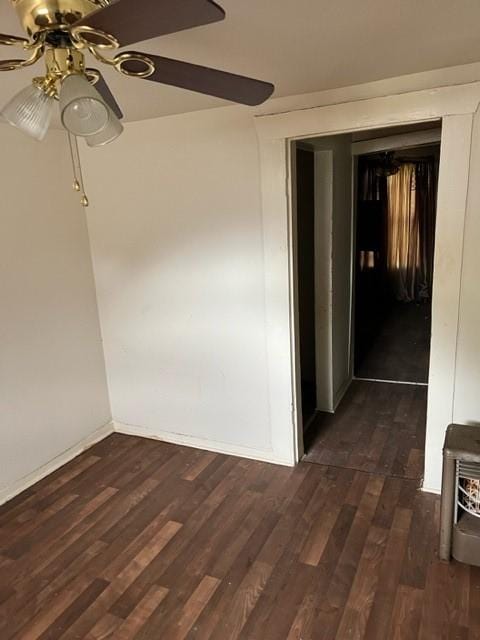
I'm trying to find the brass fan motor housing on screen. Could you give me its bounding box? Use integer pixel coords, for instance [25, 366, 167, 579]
[10, 0, 104, 38]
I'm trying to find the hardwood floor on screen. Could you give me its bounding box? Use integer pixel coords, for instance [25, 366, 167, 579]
[304, 380, 427, 480]
[355, 301, 432, 384]
[0, 433, 476, 639]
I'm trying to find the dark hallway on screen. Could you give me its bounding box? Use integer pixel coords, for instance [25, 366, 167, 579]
[300, 135, 440, 482]
[353, 146, 438, 385]
[355, 301, 431, 383]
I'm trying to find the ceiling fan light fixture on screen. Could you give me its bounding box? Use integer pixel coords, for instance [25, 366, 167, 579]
[1, 81, 54, 141]
[86, 105, 123, 147]
[59, 73, 110, 137]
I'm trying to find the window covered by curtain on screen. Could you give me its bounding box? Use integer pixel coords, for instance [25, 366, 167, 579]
[387, 160, 437, 302]
[357, 154, 437, 303]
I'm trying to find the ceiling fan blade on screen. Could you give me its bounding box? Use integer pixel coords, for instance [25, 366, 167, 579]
[122, 53, 275, 106]
[0, 33, 29, 46]
[89, 69, 124, 119]
[73, 0, 225, 47]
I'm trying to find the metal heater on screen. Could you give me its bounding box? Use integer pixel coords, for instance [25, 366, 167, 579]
[440, 423, 480, 565]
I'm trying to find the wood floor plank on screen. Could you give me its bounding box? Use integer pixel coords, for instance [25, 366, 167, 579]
[166, 576, 220, 640]
[304, 381, 427, 479]
[37, 578, 109, 640]
[181, 451, 217, 481]
[389, 585, 424, 640]
[468, 567, 480, 640]
[4, 493, 80, 559]
[286, 503, 357, 640]
[185, 507, 281, 639]
[210, 560, 272, 640]
[6, 486, 118, 590]
[12, 577, 109, 640]
[1, 433, 476, 640]
[83, 612, 123, 640]
[363, 507, 413, 639]
[400, 490, 437, 589]
[108, 458, 248, 622]
[57, 520, 182, 640]
[335, 524, 388, 639]
[239, 468, 355, 640]
[313, 474, 384, 638]
[0, 454, 101, 530]
[4, 540, 108, 639]
[132, 486, 261, 638]
[114, 585, 169, 639]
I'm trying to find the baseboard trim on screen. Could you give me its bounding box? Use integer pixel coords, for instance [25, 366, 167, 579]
[0, 421, 114, 506]
[354, 376, 428, 387]
[421, 485, 441, 495]
[113, 421, 294, 467]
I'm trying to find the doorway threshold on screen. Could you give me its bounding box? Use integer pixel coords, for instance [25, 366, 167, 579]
[354, 376, 428, 387]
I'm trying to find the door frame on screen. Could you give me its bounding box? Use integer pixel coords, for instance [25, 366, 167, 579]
[254, 82, 480, 491]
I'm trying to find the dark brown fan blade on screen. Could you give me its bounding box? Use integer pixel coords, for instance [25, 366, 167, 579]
[90, 69, 124, 119]
[74, 0, 225, 47]
[122, 53, 274, 106]
[0, 33, 30, 46]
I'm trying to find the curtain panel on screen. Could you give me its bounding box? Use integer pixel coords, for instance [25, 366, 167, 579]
[358, 156, 437, 303]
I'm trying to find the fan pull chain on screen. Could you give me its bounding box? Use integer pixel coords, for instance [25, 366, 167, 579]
[67, 132, 89, 207]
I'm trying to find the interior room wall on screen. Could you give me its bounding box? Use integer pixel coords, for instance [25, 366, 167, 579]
[83, 64, 480, 487]
[308, 135, 353, 411]
[0, 125, 111, 504]
[453, 109, 480, 431]
[83, 108, 273, 459]
[312, 149, 333, 412]
[330, 137, 353, 406]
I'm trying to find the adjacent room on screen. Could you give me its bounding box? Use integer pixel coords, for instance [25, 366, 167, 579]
[300, 125, 440, 481]
[2, 1, 480, 638]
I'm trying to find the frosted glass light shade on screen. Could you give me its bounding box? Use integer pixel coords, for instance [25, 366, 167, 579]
[1, 84, 54, 141]
[86, 105, 123, 147]
[60, 74, 109, 137]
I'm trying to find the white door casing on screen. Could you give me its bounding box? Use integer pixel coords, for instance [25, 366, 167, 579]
[254, 82, 480, 491]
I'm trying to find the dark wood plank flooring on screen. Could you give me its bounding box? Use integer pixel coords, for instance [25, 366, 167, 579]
[304, 380, 427, 480]
[0, 433, 474, 640]
[355, 301, 431, 383]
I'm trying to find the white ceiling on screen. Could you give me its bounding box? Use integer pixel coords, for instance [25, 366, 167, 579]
[1, 0, 480, 121]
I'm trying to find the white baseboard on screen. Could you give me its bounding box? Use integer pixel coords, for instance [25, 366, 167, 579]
[113, 421, 294, 467]
[421, 485, 441, 495]
[0, 421, 114, 507]
[1, 419, 294, 508]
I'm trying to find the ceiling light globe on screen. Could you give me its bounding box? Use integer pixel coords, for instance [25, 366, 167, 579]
[1, 83, 54, 141]
[60, 74, 109, 137]
[86, 105, 123, 147]
[63, 97, 109, 137]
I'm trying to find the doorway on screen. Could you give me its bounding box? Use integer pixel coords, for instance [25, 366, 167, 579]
[295, 124, 441, 480]
[354, 144, 439, 384]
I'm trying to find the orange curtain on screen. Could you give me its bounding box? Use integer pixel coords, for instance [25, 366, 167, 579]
[387, 163, 418, 301]
[387, 161, 436, 302]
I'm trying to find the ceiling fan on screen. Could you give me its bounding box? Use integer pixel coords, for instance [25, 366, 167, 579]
[0, 0, 274, 204]
[0, 0, 274, 144]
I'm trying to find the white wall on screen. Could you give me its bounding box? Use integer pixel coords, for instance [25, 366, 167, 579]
[83, 108, 272, 458]
[81, 65, 480, 486]
[0, 125, 111, 503]
[330, 137, 353, 407]
[309, 136, 352, 412]
[454, 109, 480, 428]
[313, 149, 333, 411]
